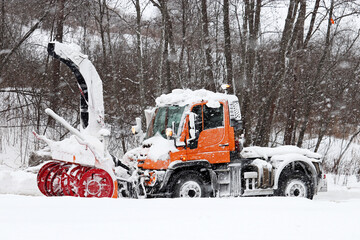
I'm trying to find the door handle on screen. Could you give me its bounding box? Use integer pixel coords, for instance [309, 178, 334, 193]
[219, 143, 229, 147]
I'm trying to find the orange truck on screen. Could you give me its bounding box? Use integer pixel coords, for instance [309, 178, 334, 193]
[36, 42, 326, 199]
[124, 89, 327, 199]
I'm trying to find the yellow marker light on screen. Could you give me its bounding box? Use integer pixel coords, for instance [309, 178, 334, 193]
[131, 126, 136, 134]
[166, 128, 173, 137]
[221, 84, 231, 90]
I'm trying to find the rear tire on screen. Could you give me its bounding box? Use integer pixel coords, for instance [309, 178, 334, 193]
[172, 171, 210, 198]
[278, 173, 313, 199]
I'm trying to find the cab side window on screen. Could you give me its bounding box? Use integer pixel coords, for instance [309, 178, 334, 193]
[189, 105, 202, 149]
[203, 104, 224, 130]
[191, 105, 203, 136]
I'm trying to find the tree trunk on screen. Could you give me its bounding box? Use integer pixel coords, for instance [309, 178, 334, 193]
[134, 0, 145, 119]
[201, 0, 216, 91]
[0, 0, 5, 50]
[150, 0, 172, 93]
[241, 0, 262, 146]
[284, 0, 305, 145]
[304, 0, 320, 48]
[97, 0, 107, 70]
[253, 0, 299, 146]
[164, 1, 179, 90]
[50, 0, 65, 116]
[223, 0, 234, 93]
[178, 0, 187, 85]
[297, 0, 334, 147]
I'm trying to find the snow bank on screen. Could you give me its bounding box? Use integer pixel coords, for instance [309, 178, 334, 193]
[155, 89, 238, 107]
[0, 193, 359, 240]
[0, 164, 360, 240]
[0, 165, 41, 196]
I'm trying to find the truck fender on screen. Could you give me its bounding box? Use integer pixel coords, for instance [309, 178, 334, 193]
[160, 160, 216, 194]
[273, 158, 317, 190]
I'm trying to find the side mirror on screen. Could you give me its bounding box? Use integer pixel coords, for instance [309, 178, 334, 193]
[131, 117, 142, 135]
[188, 112, 196, 140]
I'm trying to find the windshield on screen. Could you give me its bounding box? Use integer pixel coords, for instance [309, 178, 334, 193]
[145, 105, 186, 139]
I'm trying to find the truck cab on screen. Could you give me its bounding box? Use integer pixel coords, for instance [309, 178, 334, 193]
[126, 89, 326, 199]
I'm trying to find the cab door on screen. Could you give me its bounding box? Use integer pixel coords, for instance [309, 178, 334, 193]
[186, 102, 230, 164]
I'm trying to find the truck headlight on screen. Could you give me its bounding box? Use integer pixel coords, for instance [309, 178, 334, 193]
[145, 171, 157, 187]
[166, 128, 173, 138]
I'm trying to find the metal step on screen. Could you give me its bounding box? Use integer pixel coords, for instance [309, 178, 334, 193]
[242, 189, 274, 197]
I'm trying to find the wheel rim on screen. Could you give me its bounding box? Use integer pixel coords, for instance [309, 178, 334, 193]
[78, 168, 114, 198]
[45, 163, 64, 196]
[61, 165, 91, 197]
[285, 179, 307, 197]
[49, 164, 71, 196]
[179, 181, 202, 198]
[37, 162, 59, 196]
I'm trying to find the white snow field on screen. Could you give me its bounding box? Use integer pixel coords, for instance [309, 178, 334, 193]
[1, 166, 360, 240]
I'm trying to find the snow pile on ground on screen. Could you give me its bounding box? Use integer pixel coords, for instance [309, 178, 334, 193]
[0, 165, 41, 196]
[0, 166, 360, 240]
[314, 174, 360, 201]
[0, 192, 359, 240]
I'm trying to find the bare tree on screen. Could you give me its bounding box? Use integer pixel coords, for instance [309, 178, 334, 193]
[201, 0, 216, 91]
[223, 0, 234, 93]
[134, 0, 146, 120]
[150, 0, 179, 93]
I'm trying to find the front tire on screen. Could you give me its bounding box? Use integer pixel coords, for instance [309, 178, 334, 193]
[172, 171, 209, 198]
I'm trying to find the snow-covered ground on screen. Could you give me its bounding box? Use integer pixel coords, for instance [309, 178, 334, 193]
[1, 165, 360, 240]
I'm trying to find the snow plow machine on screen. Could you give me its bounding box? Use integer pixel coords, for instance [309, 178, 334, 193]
[35, 42, 327, 199]
[35, 42, 131, 198]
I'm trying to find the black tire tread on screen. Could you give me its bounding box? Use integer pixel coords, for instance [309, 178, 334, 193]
[171, 170, 210, 198]
[277, 172, 314, 200]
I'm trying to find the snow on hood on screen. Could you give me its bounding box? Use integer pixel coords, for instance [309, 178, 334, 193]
[155, 89, 238, 107]
[241, 145, 322, 160]
[142, 134, 178, 161]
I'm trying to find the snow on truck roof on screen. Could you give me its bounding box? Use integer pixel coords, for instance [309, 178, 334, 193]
[155, 89, 239, 107]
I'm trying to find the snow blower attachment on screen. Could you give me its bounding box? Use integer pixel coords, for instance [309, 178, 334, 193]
[35, 42, 122, 198]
